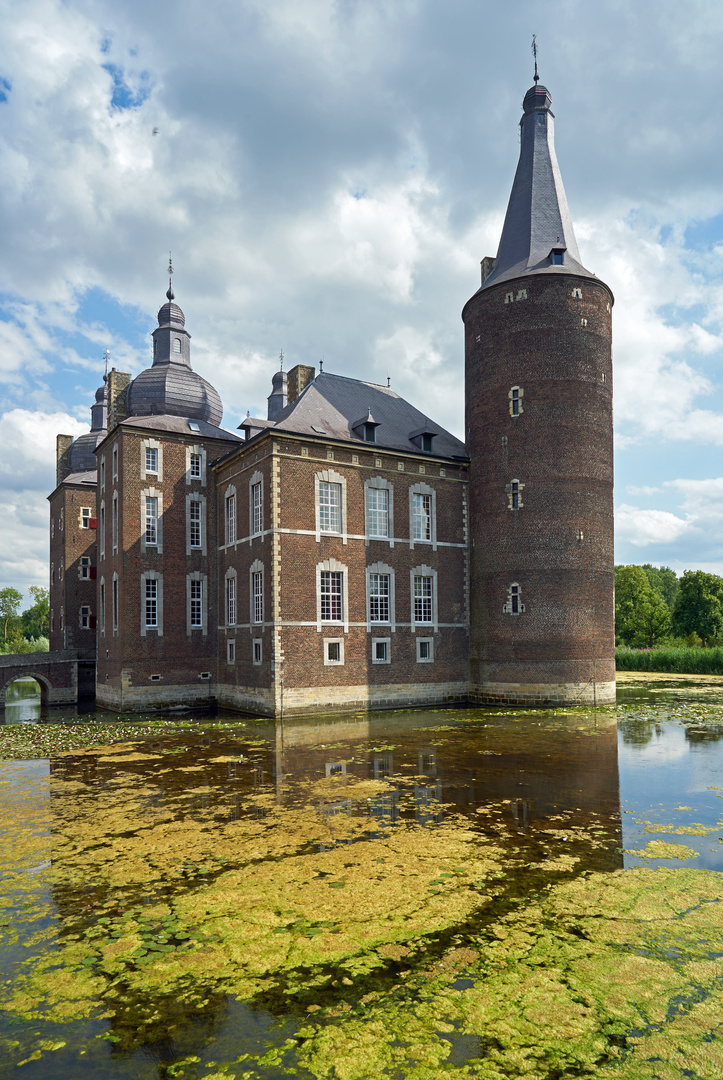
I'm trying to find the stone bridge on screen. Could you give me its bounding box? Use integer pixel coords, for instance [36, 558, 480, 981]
[0, 650, 95, 706]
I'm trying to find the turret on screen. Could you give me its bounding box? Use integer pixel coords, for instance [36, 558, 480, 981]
[463, 78, 615, 706]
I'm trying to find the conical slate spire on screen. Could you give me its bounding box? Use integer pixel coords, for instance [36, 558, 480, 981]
[482, 83, 594, 290]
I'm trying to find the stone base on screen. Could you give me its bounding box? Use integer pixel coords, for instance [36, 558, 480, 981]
[469, 679, 616, 707]
[217, 680, 469, 718]
[96, 681, 217, 712]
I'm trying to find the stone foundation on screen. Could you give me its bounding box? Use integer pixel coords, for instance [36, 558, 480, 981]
[470, 679, 616, 707]
[96, 679, 217, 712]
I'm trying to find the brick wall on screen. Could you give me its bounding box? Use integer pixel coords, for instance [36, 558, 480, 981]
[48, 483, 98, 652]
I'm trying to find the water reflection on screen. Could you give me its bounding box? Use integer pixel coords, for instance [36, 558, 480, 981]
[3, 678, 42, 724]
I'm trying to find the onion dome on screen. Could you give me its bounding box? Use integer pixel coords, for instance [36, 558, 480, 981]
[127, 289, 223, 426]
[68, 379, 107, 472]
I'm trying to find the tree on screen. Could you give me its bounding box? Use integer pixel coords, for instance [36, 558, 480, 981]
[21, 586, 49, 640]
[641, 564, 679, 614]
[615, 565, 671, 647]
[673, 570, 723, 646]
[0, 587, 23, 642]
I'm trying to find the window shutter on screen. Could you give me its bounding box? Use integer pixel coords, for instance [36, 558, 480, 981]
[89, 518, 97, 529]
[89, 616, 97, 629]
[89, 566, 97, 580]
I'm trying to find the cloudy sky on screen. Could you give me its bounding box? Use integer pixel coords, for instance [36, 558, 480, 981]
[1, 0, 723, 599]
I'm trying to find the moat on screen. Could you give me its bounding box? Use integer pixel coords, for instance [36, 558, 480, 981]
[1, 674, 722, 1078]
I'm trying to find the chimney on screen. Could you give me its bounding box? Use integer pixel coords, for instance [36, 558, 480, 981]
[481, 256, 497, 285]
[106, 370, 131, 432]
[56, 435, 73, 486]
[287, 364, 315, 405]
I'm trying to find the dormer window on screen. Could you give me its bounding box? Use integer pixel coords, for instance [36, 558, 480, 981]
[550, 248, 565, 266]
[409, 425, 437, 453]
[173, 338, 182, 354]
[364, 423, 376, 443]
[422, 434, 434, 453]
[352, 410, 380, 443]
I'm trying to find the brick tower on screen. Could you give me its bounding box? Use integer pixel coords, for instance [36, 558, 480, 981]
[463, 77, 615, 706]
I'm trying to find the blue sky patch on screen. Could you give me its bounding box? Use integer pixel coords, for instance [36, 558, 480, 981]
[102, 63, 151, 110]
[0, 77, 11, 103]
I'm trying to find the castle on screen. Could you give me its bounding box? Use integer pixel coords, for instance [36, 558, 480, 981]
[48, 78, 615, 715]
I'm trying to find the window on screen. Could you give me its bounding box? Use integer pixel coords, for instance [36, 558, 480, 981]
[253, 639, 262, 665]
[145, 447, 158, 474]
[112, 575, 118, 632]
[112, 492, 118, 550]
[368, 573, 390, 623]
[141, 439, 162, 481]
[190, 453, 201, 479]
[99, 582, 105, 635]
[190, 579, 202, 627]
[319, 481, 341, 533]
[226, 574, 236, 626]
[186, 445, 206, 485]
[80, 556, 90, 580]
[324, 638, 344, 665]
[227, 639, 236, 665]
[99, 503, 105, 558]
[252, 570, 263, 623]
[225, 491, 236, 545]
[414, 575, 433, 623]
[372, 637, 390, 665]
[507, 479, 524, 511]
[416, 637, 434, 663]
[145, 579, 158, 627]
[412, 493, 431, 541]
[364, 423, 376, 443]
[504, 582, 525, 615]
[509, 385, 524, 417]
[422, 434, 433, 452]
[145, 496, 158, 545]
[59, 565, 63, 581]
[189, 501, 201, 547]
[366, 486, 389, 538]
[80, 606, 90, 628]
[320, 571, 343, 621]
[252, 481, 263, 534]
[173, 337, 182, 353]
[100, 457, 105, 492]
[59, 509, 64, 531]
[112, 445, 118, 482]
[552, 250, 564, 265]
[81, 507, 91, 529]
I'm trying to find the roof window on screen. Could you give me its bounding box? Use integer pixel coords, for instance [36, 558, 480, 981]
[188, 421, 200, 432]
[550, 248, 565, 266]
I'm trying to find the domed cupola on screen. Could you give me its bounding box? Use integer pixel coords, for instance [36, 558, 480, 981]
[69, 377, 108, 473]
[127, 278, 223, 426]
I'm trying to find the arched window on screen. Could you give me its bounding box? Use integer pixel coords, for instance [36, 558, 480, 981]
[503, 583, 525, 616]
[173, 338, 182, 354]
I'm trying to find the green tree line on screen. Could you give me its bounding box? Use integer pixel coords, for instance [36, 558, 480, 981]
[0, 587, 49, 654]
[615, 564, 723, 648]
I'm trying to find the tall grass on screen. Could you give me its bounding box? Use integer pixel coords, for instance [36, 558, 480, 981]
[616, 646, 723, 675]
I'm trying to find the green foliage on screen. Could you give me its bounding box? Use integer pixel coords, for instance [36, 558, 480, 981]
[0, 636, 49, 656]
[673, 569, 723, 646]
[21, 586, 49, 640]
[641, 563, 679, 612]
[614, 565, 671, 647]
[616, 645, 723, 674]
[0, 587, 23, 641]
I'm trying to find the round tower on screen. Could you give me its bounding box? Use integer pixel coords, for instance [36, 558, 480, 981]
[463, 80, 615, 706]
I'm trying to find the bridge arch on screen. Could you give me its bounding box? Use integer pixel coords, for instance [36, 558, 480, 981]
[1, 672, 52, 706]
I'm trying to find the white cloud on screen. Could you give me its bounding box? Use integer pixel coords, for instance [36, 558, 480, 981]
[626, 485, 662, 496]
[615, 504, 692, 548]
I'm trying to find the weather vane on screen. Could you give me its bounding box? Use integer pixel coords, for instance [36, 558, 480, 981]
[279, 349, 284, 371]
[103, 347, 110, 378]
[532, 34, 539, 83]
[166, 251, 175, 301]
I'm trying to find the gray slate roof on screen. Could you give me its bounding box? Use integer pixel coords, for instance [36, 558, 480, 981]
[61, 470, 97, 486]
[120, 414, 242, 443]
[248, 372, 467, 459]
[128, 363, 223, 426]
[481, 83, 595, 292]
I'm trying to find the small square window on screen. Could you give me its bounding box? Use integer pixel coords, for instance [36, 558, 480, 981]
[440, 469, 445, 477]
[188, 421, 200, 432]
[227, 639, 236, 664]
[352, 454, 359, 464]
[301, 447, 308, 456]
[253, 638, 263, 665]
[375, 458, 382, 468]
[149, 673, 162, 682]
[416, 637, 434, 663]
[324, 638, 344, 665]
[327, 450, 334, 460]
[397, 462, 404, 471]
[372, 637, 391, 665]
[419, 464, 425, 474]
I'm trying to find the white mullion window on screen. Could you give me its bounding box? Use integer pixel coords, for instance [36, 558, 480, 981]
[145, 496, 158, 545]
[319, 482, 341, 533]
[190, 501, 201, 547]
[414, 575, 432, 623]
[145, 578, 158, 627]
[190, 580, 202, 627]
[412, 493, 431, 541]
[369, 573, 390, 623]
[366, 487, 388, 537]
[320, 570, 343, 622]
[252, 570, 263, 623]
[225, 488, 237, 545]
[226, 573, 237, 626]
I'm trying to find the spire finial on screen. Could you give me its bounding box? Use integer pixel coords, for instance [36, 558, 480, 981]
[532, 34, 539, 83]
[166, 251, 175, 301]
[319, 357, 324, 373]
[103, 347, 110, 379]
[279, 349, 284, 371]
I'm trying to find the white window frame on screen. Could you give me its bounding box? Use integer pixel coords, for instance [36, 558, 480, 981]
[416, 637, 434, 663]
[316, 558, 349, 633]
[506, 479, 525, 511]
[364, 476, 394, 546]
[80, 605, 90, 629]
[186, 571, 208, 636]
[323, 637, 345, 666]
[186, 444, 207, 485]
[80, 506, 91, 530]
[141, 488, 163, 553]
[227, 638, 236, 665]
[80, 556, 90, 580]
[186, 493, 207, 555]
[225, 568, 237, 627]
[503, 582, 525, 615]
[141, 438, 163, 481]
[249, 471, 263, 538]
[253, 638, 263, 665]
[112, 491, 118, 553]
[112, 445, 118, 483]
[225, 485, 237, 545]
[140, 570, 163, 636]
[99, 456, 105, 493]
[410, 564, 438, 633]
[509, 385, 524, 418]
[372, 636, 391, 665]
[99, 501, 105, 559]
[112, 572, 119, 634]
[366, 561, 396, 633]
[409, 482, 437, 550]
[314, 469, 347, 544]
[250, 560, 263, 625]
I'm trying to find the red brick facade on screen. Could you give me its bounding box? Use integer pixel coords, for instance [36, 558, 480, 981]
[48, 481, 98, 652]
